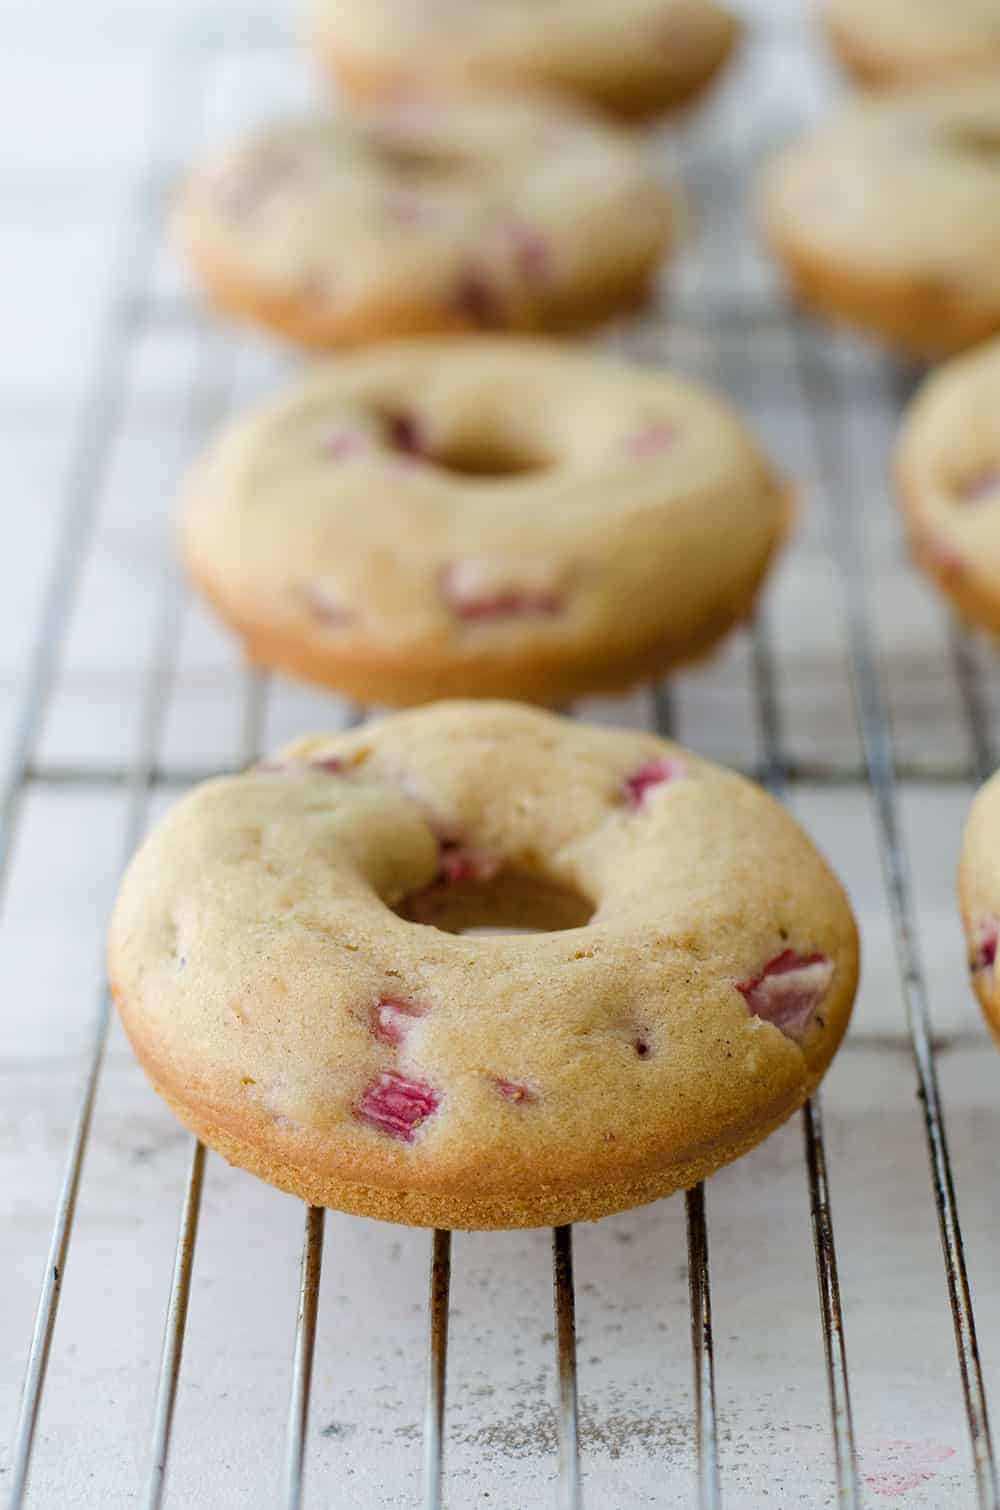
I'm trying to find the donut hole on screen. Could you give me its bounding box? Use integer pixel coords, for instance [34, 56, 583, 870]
[381, 409, 554, 478]
[395, 869, 594, 935]
[366, 137, 476, 181]
[429, 433, 555, 479]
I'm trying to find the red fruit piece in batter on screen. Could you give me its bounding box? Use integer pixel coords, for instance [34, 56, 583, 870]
[372, 996, 425, 1046]
[355, 1071, 440, 1141]
[386, 410, 427, 458]
[438, 838, 502, 884]
[324, 427, 364, 461]
[309, 755, 344, 774]
[300, 583, 354, 627]
[958, 467, 1000, 504]
[737, 949, 834, 1041]
[507, 222, 551, 284]
[453, 265, 505, 328]
[441, 561, 563, 621]
[623, 757, 685, 808]
[970, 914, 998, 974]
[628, 421, 676, 458]
[495, 1077, 538, 1104]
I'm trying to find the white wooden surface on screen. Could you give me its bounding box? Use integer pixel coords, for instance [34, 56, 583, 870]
[1, 2, 998, 1506]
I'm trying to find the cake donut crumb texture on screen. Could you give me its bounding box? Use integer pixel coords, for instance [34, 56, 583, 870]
[108, 702, 860, 1229]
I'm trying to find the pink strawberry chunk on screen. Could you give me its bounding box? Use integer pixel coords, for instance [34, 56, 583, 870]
[959, 466, 1000, 504]
[308, 755, 343, 773]
[628, 420, 676, 458]
[355, 1071, 440, 1142]
[372, 997, 424, 1046]
[970, 914, 998, 974]
[300, 583, 353, 627]
[623, 757, 685, 809]
[453, 266, 504, 328]
[441, 561, 562, 621]
[437, 839, 502, 885]
[737, 949, 834, 1041]
[386, 410, 427, 458]
[507, 222, 551, 284]
[325, 427, 363, 461]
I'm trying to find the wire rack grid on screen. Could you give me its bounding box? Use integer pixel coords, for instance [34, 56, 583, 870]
[2, 5, 1000, 1507]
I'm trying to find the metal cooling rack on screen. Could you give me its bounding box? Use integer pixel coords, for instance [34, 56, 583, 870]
[3, 6, 1000, 1507]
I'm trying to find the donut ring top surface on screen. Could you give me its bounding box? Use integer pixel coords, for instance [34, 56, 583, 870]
[306, 0, 741, 119]
[179, 339, 789, 707]
[173, 96, 675, 347]
[821, 0, 1000, 89]
[760, 76, 1000, 357]
[109, 703, 859, 1229]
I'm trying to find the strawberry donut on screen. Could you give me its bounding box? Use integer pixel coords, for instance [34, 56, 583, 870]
[759, 76, 1000, 358]
[108, 702, 859, 1229]
[173, 94, 675, 349]
[305, 0, 741, 121]
[179, 339, 790, 707]
[895, 337, 1000, 632]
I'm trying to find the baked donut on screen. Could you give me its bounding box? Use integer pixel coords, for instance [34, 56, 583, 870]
[820, 0, 1000, 90]
[895, 337, 1000, 631]
[959, 771, 1000, 1044]
[108, 701, 860, 1229]
[759, 77, 1000, 358]
[179, 339, 790, 707]
[305, 0, 741, 121]
[173, 95, 675, 349]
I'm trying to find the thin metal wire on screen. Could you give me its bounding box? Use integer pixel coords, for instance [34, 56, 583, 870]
[750, 614, 861, 1507]
[141, 669, 269, 1509]
[651, 681, 723, 1506]
[144, 1143, 207, 1510]
[7, 574, 186, 1510]
[422, 1229, 453, 1510]
[685, 1186, 721, 1510]
[283, 1206, 326, 1510]
[951, 624, 995, 786]
[552, 1225, 582, 1510]
[795, 328, 998, 1509]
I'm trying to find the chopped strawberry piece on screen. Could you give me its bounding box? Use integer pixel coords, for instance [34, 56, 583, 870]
[437, 839, 502, 885]
[453, 266, 504, 328]
[958, 467, 1000, 503]
[386, 410, 427, 458]
[629, 421, 676, 458]
[355, 1071, 439, 1142]
[441, 560, 562, 621]
[372, 996, 425, 1046]
[970, 914, 998, 974]
[308, 755, 343, 773]
[508, 222, 551, 284]
[325, 427, 363, 461]
[737, 949, 834, 1041]
[299, 583, 353, 627]
[623, 757, 685, 809]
